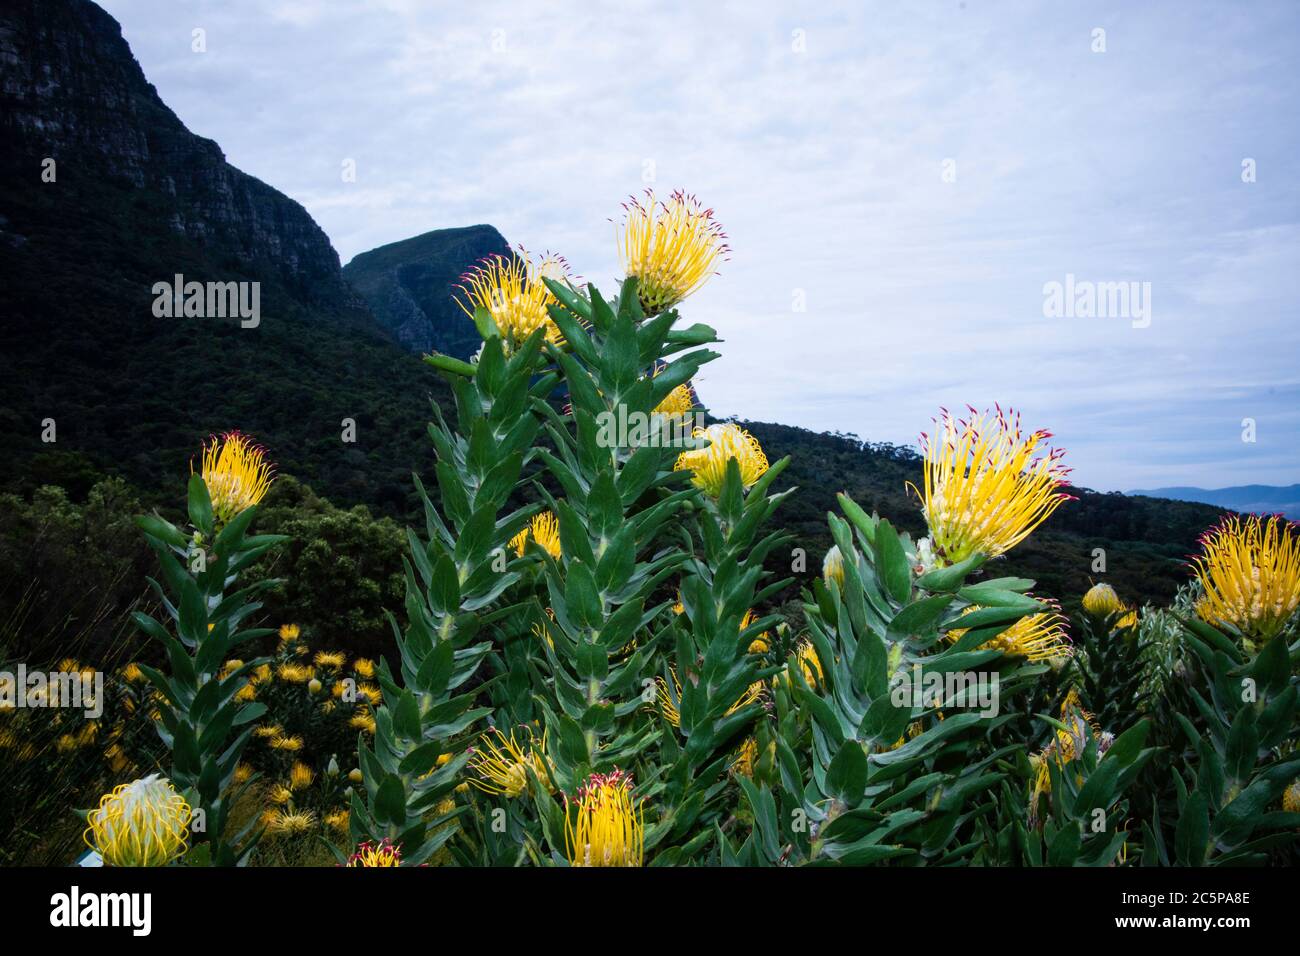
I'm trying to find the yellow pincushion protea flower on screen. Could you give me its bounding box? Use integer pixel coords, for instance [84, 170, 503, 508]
[121, 662, 145, 683]
[468, 726, 553, 798]
[455, 250, 569, 350]
[947, 605, 1072, 664]
[616, 189, 729, 315]
[510, 510, 562, 559]
[742, 608, 769, 654]
[731, 736, 759, 778]
[1082, 583, 1124, 617]
[1029, 690, 1103, 816]
[649, 363, 696, 418]
[276, 662, 314, 683]
[1191, 514, 1300, 643]
[265, 809, 316, 838]
[794, 641, 823, 688]
[350, 713, 377, 735]
[654, 669, 763, 728]
[565, 770, 644, 867]
[324, 809, 350, 834]
[193, 431, 275, 527]
[674, 423, 769, 498]
[1283, 779, 1300, 814]
[313, 650, 346, 670]
[352, 657, 375, 679]
[346, 838, 402, 867]
[289, 761, 315, 791]
[278, 623, 301, 643]
[915, 407, 1073, 566]
[84, 774, 191, 866]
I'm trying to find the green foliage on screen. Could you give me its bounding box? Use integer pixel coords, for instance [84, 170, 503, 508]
[346, 332, 548, 865]
[130, 481, 288, 865]
[1149, 624, 1300, 865]
[252, 477, 407, 660]
[1069, 611, 1151, 731]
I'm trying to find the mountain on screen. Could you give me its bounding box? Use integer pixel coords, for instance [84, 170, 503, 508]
[0, 0, 355, 305]
[343, 226, 511, 359]
[1128, 485, 1300, 520]
[0, 0, 1233, 621]
[0, 0, 450, 514]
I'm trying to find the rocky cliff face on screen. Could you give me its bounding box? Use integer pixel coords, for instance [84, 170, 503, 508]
[343, 225, 512, 359]
[0, 0, 353, 303]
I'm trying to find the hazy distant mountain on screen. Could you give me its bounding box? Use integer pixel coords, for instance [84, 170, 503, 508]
[343, 226, 511, 359]
[1127, 485, 1300, 519]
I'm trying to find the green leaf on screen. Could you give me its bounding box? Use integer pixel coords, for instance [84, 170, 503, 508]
[825, 740, 868, 807]
[873, 519, 911, 605]
[187, 474, 214, 536]
[1175, 791, 1209, 866]
[374, 774, 409, 827]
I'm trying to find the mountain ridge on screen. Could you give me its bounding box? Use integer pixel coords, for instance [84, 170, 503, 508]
[1127, 484, 1300, 520]
[342, 224, 511, 359]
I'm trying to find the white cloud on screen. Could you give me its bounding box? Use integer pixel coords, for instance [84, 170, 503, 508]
[101, 0, 1300, 490]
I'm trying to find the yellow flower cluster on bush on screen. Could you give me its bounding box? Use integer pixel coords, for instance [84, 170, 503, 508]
[565, 770, 644, 867]
[616, 189, 729, 315]
[674, 423, 769, 498]
[916, 406, 1073, 566]
[194, 431, 275, 527]
[511, 510, 562, 559]
[84, 774, 191, 866]
[468, 726, 554, 798]
[1192, 514, 1300, 644]
[455, 250, 571, 351]
[947, 604, 1072, 665]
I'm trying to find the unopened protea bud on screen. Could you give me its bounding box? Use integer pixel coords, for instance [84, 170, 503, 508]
[822, 546, 845, 588]
[1082, 583, 1124, 617]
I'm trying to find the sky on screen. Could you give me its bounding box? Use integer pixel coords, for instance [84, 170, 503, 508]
[99, 0, 1300, 492]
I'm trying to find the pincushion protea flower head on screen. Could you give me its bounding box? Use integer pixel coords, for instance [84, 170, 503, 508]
[193, 431, 275, 527]
[947, 603, 1072, 664]
[1082, 583, 1124, 617]
[674, 423, 769, 498]
[564, 769, 644, 867]
[654, 668, 763, 727]
[468, 725, 553, 798]
[1283, 779, 1300, 814]
[1028, 690, 1104, 827]
[1191, 513, 1300, 644]
[455, 249, 570, 351]
[915, 406, 1073, 566]
[651, 363, 697, 418]
[84, 773, 191, 866]
[616, 189, 730, 315]
[510, 510, 562, 559]
[345, 838, 402, 867]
